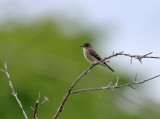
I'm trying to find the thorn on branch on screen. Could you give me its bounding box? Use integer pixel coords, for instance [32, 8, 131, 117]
[38, 96, 49, 108]
[4, 56, 8, 71]
[107, 81, 113, 87]
[118, 51, 124, 54]
[32, 92, 49, 119]
[134, 74, 137, 82]
[0, 69, 5, 72]
[1, 56, 28, 119]
[130, 57, 133, 64]
[129, 85, 135, 89]
[143, 52, 153, 57]
[102, 82, 112, 90]
[12, 92, 17, 96]
[115, 74, 119, 87]
[33, 92, 40, 119]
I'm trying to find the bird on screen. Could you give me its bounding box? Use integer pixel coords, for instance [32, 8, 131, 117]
[80, 42, 114, 72]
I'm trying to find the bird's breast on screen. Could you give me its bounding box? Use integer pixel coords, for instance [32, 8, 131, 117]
[83, 48, 97, 63]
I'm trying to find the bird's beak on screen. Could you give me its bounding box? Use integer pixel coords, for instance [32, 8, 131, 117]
[80, 45, 84, 47]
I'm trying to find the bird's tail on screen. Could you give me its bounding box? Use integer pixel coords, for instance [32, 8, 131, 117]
[100, 62, 114, 72]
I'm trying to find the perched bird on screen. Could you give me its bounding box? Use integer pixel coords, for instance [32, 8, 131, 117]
[80, 42, 114, 72]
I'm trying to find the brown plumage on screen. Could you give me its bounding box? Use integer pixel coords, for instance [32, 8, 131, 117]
[80, 42, 114, 72]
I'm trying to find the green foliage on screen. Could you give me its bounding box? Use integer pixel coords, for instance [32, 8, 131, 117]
[0, 20, 159, 119]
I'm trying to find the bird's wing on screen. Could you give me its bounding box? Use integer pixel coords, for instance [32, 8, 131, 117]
[89, 48, 102, 61]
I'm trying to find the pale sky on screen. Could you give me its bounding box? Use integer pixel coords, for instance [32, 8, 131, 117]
[0, 0, 160, 105]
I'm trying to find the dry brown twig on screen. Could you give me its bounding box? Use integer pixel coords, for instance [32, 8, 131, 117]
[53, 51, 160, 119]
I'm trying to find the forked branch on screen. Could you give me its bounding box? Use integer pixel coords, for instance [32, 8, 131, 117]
[71, 74, 160, 94]
[1, 57, 49, 119]
[0, 52, 159, 119]
[31, 92, 49, 119]
[53, 52, 160, 119]
[0, 57, 28, 119]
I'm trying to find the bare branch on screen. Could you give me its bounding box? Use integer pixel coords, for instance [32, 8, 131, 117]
[115, 74, 119, 87]
[1, 52, 159, 119]
[32, 93, 49, 119]
[38, 96, 49, 108]
[70, 82, 113, 94]
[128, 85, 136, 89]
[103, 51, 160, 64]
[0, 56, 28, 119]
[53, 51, 160, 119]
[134, 74, 137, 82]
[143, 52, 153, 57]
[33, 92, 40, 119]
[130, 57, 133, 64]
[1, 57, 49, 119]
[102, 81, 113, 90]
[71, 74, 160, 94]
[53, 65, 96, 119]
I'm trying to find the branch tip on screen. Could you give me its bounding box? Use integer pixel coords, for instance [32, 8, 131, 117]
[134, 74, 137, 82]
[4, 56, 8, 71]
[115, 74, 119, 86]
[130, 57, 133, 64]
[129, 85, 135, 89]
[143, 52, 153, 57]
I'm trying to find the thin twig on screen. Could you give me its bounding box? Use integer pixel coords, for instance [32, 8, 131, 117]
[134, 74, 137, 82]
[33, 92, 40, 119]
[71, 74, 160, 94]
[1, 56, 28, 119]
[32, 93, 49, 119]
[104, 52, 160, 64]
[38, 96, 49, 108]
[115, 74, 119, 86]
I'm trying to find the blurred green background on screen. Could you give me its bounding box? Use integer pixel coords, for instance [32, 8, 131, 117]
[0, 20, 160, 119]
[0, 0, 160, 118]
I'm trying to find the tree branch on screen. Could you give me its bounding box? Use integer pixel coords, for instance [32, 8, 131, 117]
[1, 52, 159, 119]
[105, 51, 160, 64]
[53, 52, 160, 119]
[31, 92, 49, 119]
[71, 74, 160, 94]
[53, 64, 96, 119]
[33, 92, 40, 119]
[0, 56, 28, 119]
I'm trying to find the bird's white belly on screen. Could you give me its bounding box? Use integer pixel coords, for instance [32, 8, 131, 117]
[83, 48, 98, 63]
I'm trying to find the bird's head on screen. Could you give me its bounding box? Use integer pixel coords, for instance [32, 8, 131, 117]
[80, 42, 92, 48]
